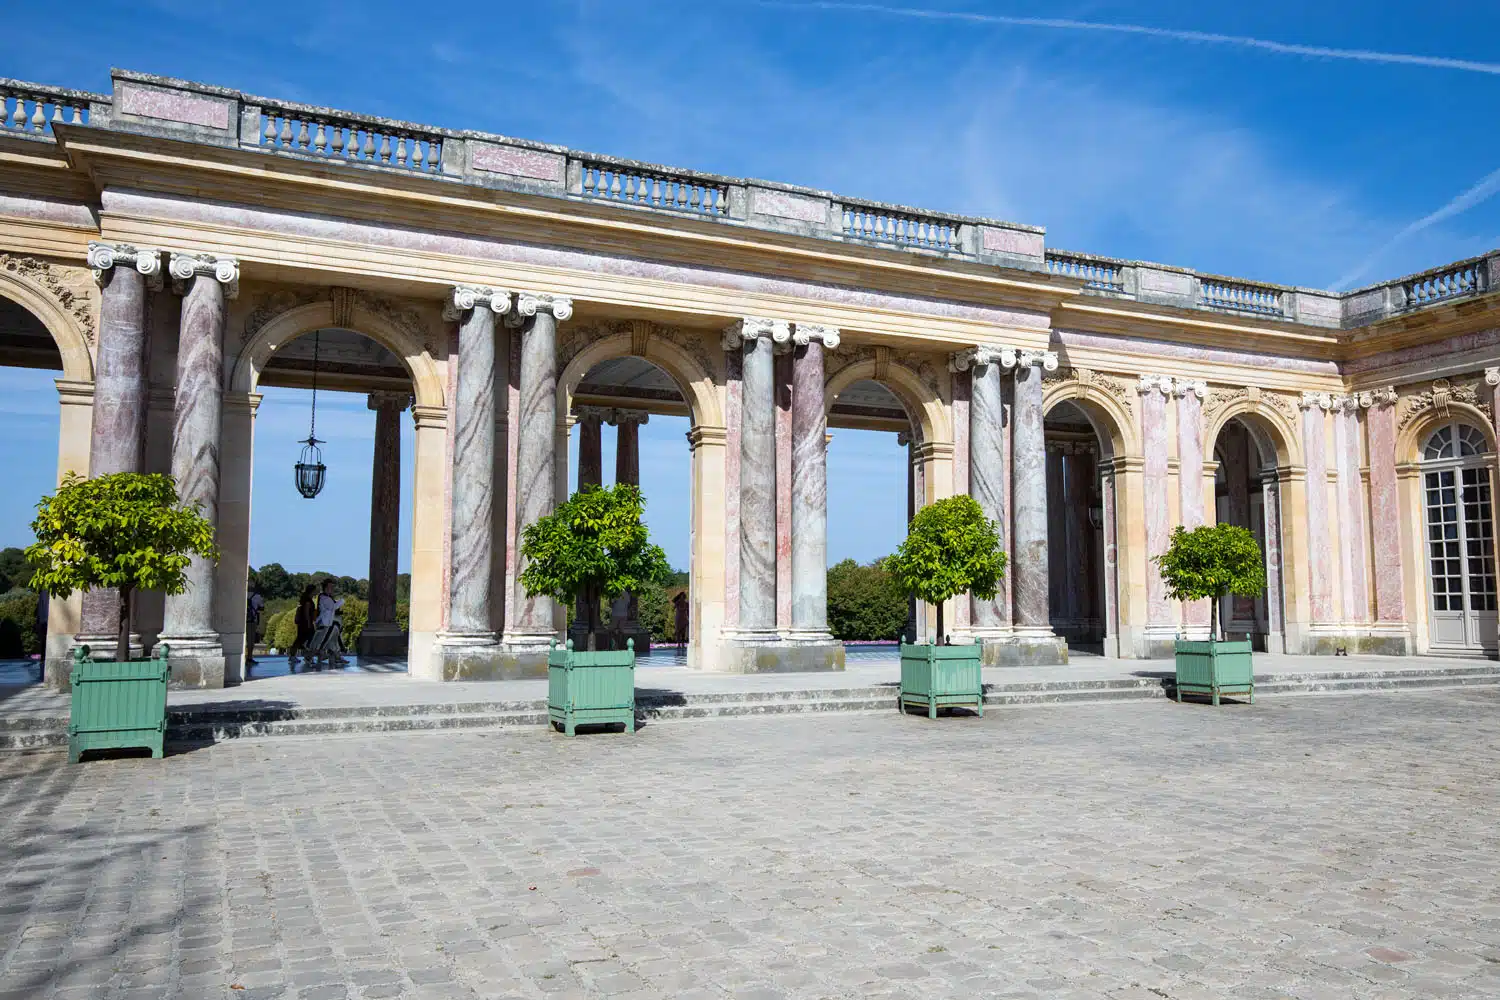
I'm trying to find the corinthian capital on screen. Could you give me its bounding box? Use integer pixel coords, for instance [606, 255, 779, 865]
[722, 316, 791, 351]
[168, 251, 240, 299]
[1137, 374, 1174, 396]
[443, 285, 512, 321]
[1016, 348, 1059, 372]
[792, 323, 840, 349]
[1172, 379, 1207, 399]
[87, 241, 162, 289]
[947, 345, 1012, 372]
[515, 291, 573, 322]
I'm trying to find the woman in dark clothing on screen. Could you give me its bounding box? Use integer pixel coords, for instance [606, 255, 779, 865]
[286, 585, 318, 670]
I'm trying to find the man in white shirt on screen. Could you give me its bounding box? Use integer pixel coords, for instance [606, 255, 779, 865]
[311, 579, 347, 668]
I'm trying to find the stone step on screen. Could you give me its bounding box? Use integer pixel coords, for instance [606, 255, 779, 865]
[4, 666, 1497, 751]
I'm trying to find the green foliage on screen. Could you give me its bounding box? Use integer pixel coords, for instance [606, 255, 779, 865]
[0, 589, 40, 658]
[888, 495, 1006, 640]
[826, 558, 909, 642]
[520, 485, 672, 635]
[339, 597, 368, 648]
[1154, 523, 1267, 639]
[266, 609, 296, 651]
[0, 547, 32, 595]
[631, 581, 674, 641]
[396, 600, 410, 634]
[248, 564, 372, 602]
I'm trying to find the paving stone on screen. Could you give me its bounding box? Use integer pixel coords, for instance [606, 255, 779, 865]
[4, 691, 1500, 998]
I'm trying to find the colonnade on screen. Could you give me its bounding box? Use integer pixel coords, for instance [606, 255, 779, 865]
[571, 405, 650, 651]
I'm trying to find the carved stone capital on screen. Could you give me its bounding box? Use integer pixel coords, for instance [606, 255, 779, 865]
[367, 391, 411, 412]
[87, 241, 162, 290]
[1016, 348, 1059, 372]
[168, 251, 239, 299]
[1486, 367, 1500, 387]
[515, 291, 573, 322]
[947, 345, 1011, 372]
[896, 430, 912, 447]
[1299, 391, 1333, 411]
[1137, 374, 1174, 396]
[443, 285, 512, 321]
[1328, 393, 1363, 413]
[1172, 378, 1207, 400]
[574, 404, 614, 425]
[1357, 387, 1398, 409]
[723, 316, 790, 351]
[792, 323, 840, 349]
[612, 409, 650, 427]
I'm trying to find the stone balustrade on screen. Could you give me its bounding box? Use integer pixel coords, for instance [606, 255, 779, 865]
[0, 78, 103, 137]
[12, 66, 1500, 333]
[246, 99, 447, 173]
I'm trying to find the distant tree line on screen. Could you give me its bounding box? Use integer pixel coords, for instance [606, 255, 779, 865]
[0, 547, 40, 658]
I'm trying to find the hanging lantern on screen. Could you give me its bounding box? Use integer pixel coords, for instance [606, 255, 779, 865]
[294, 330, 327, 499]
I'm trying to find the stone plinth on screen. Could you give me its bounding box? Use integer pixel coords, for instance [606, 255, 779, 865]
[719, 639, 846, 674]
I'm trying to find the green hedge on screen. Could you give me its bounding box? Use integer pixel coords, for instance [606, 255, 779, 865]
[0, 590, 40, 658]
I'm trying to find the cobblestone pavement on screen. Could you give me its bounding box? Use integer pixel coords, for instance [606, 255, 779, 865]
[4, 690, 1500, 1000]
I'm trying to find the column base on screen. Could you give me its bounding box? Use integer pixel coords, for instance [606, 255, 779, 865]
[1135, 625, 1181, 659]
[980, 632, 1069, 667]
[1299, 624, 1414, 657]
[720, 632, 845, 673]
[434, 630, 553, 680]
[159, 633, 227, 688]
[48, 632, 147, 690]
[357, 623, 408, 656]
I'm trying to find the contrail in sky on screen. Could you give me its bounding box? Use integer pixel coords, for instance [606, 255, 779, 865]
[1333, 165, 1500, 290]
[759, 1, 1500, 75]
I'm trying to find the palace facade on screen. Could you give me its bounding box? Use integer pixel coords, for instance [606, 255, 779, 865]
[3, 69, 1497, 687]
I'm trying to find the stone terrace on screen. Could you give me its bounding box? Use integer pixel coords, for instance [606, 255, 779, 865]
[4, 689, 1500, 999]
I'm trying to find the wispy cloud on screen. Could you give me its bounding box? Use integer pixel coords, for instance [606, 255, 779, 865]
[760, 1, 1500, 75]
[1332, 165, 1500, 289]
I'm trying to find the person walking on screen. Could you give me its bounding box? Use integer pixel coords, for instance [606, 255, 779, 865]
[286, 584, 318, 671]
[310, 579, 348, 669]
[672, 590, 690, 647]
[245, 584, 266, 668]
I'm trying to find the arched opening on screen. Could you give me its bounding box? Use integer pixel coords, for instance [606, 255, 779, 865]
[0, 295, 67, 685]
[1207, 411, 1291, 652]
[564, 355, 692, 661]
[1418, 420, 1497, 654]
[826, 378, 918, 653]
[242, 326, 418, 677]
[1043, 400, 1106, 653]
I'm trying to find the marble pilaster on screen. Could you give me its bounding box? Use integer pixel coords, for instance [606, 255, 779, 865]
[1138, 375, 1176, 652]
[899, 431, 917, 643]
[1260, 470, 1287, 653]
[1100, 459, 1120, 657]
[160, 251, 237, 687]
[1333, 396, 1369, 623]
[502, 292, 571, 661]
[1300, 392, 1335, 623]
[360, 391, 408, 655]
[950, 347, 1008, 634]
[774, 349, 793, 632]
[1174, 379, 1210, 631]
[76, 242, 161, 666]
[1362, 388, 1408, 628]
[1008, 349, 1067, 664]
[789, 324, 839, 640]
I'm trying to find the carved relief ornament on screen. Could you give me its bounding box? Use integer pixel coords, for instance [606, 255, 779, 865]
[1397, 378, 1483, 430]
[0, 252, 97, 345]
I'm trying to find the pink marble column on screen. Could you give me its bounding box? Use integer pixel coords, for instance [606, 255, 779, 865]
[1223, 424, 1256, 622]
[1101, 460, 1120, 651]
[1065, 446, 1097, 630]
[950, 368, 972, 631]
[1138, 375, 1174, 629]
[1300, 393, 1334, 623]
[1045, 444, 1067, 626]
[951, 348, 1007, 631]
[363, 391, 408, 646]
[1334, 397, 1369, 622]
[576, 406, 606, 489]
[774, 349, 793, 632]
[1262, 473, 1286, 645]
[610, 409, 649, 636]
[501, 333, 522, 634]
[1174, 379, 1209, 629]
[723, 344, 743, 628]
[80, 243, 160, 655]
[790, 326, 838, 637]
[1363, 388, 1405, 623]
[899, 431, 917, 642]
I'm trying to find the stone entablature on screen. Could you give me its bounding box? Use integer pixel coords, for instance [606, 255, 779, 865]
[9, 69, 1497, 332]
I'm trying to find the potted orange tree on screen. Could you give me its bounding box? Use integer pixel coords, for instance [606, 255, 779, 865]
[27, 472, 217, 761]
[887, 495, 1006, 719]
[1155, 523, 1266, 705]
[520, 483, 669, 735]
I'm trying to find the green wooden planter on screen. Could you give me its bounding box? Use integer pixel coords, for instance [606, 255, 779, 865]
[898, 642, 983, 719]
[68, 644, 171, 763]
[1173, 639, 1254, 705]
[548, 638, 636, 735]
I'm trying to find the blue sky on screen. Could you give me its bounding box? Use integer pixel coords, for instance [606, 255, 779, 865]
[3, 1, 1499, 575]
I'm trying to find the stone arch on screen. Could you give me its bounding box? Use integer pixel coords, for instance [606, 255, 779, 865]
[558, 327, 722, 429]
[1396, 402, 1497, 466]
[823, 359, 950, 445]
[230, 298, 444, 408]
[1043, 380, 1136, 457]
[0, 262, 94, 381]
[1203, 399, 1302, 469]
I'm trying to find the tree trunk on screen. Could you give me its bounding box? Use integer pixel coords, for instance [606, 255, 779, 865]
[585, 585, 599, 651]
[1210, 592, 1220, 644]
[936, 600, 945, 646]
[116, 586, 133, 662]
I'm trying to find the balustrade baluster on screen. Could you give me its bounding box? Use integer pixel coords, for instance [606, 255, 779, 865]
[690, 186, 701, 210]
[331, 127, 345, 156]
[11, 98, 26, 130]
[263, 114, 276, 145]
[607, 172, 619, 198]
[294, 120, 307, 150]
[396, 136, 407, 166]
[313, 121, 327, 154]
